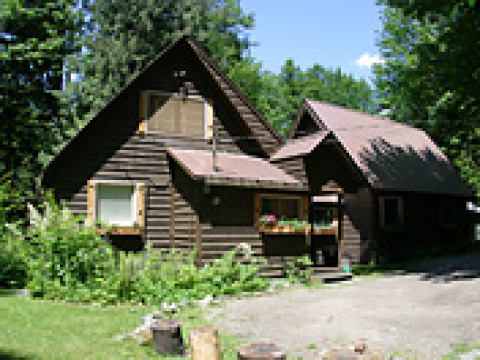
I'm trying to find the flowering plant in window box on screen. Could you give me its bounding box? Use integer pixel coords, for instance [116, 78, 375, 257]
[313, 222, 338, 235]
[259, 217, 310, 234]
[259, 214, 277, 225]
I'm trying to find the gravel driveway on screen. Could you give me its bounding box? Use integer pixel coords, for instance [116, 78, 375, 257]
[207, 253, 480, 359]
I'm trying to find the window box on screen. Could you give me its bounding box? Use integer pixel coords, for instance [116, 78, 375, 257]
[259, 224, 309, 235]
[95, 226, 143, 236]
[312, 227, 338, 236]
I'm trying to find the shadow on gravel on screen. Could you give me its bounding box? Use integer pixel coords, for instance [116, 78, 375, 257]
[354, 246, 480, 283]
[407, 252, 480, 283]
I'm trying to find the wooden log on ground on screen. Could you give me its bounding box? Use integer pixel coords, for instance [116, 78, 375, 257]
[237, 343, 286, 360]
[190, 324, 221, 360]
[322, 348, 384, 360]
[151, 319, 184, 356]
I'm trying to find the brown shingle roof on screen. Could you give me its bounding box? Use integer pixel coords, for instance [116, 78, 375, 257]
[271, 131, 328, 160]
[167, 148, 305, 190]
[274, 100, 473, 197]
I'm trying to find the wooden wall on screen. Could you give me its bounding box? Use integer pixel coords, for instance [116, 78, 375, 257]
[342, 188, 374, 263]
[375, 192, 472, 262]
[45, 40, 281, 255]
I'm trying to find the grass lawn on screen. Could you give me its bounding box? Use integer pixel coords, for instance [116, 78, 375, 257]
[0, 292, 241, 360]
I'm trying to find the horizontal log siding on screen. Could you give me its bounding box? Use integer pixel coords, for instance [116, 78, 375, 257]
[172, 186, 196, 252]
[49, 42, 285, 264]
[343, 188, 374, 264]
[200, 225, 262, 263]
[271, 157, 307, 184]
[197, 60, 280, 156]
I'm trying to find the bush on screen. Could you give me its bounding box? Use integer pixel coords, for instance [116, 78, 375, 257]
[3, 197, 269, 305]
[0, 176, 29, 288]
[0, 244, 28, 288]
[284, 255, 313, 284]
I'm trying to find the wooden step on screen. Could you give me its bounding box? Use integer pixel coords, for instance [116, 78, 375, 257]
[311, 271, 353, 283]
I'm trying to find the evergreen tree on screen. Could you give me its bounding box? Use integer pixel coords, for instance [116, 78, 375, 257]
[70, 0, 254, 124]
[1, 0, 82, 218]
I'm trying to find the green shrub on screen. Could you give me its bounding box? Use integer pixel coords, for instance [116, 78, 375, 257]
[3, 196, 269, 305]
[0, 176, 29, 288]
[284, 255, 313, 284]
[0, 237, 28, 288]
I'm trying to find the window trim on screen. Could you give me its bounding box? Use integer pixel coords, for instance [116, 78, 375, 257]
[87, 180, 145, 234]
[254, 193, 308, 226]
[379, 195, 404, 230]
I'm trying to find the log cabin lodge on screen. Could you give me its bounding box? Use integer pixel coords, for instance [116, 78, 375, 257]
[43, 36, 475, 276]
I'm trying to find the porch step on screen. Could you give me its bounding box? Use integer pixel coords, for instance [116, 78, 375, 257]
[310, 266, 353, 283]
[311, 270, 353, 283]
[310, 266, 342, 274]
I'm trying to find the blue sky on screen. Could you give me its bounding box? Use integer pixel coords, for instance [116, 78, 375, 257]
[241, 0, 384, 81]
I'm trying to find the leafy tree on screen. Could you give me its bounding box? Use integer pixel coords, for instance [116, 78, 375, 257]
[0, 0, 83, 218]
[258, 60, 375, 137]
[70, 0, 255, 124]
[374, 0, 479, 196]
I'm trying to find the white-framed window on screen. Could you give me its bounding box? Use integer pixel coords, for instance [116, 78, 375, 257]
[379, 196, 404, 229]
[87, 180, 145, 228]
[140, 91, 213, 139]
[96, 183, 137, 226]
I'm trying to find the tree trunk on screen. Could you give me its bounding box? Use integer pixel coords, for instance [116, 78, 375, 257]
[151, 319, 184, 356]
[190, 324, 222, 360]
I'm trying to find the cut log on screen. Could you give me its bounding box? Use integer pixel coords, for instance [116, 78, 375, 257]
[190, 325, 221, 360]
[237, 343, 286, 360]
[151, 319, 184, 356]
[322, 348, 384, 360]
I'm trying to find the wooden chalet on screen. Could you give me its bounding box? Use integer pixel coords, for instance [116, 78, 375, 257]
[272, 100, 475, 264]
[43, 37, 474, 275]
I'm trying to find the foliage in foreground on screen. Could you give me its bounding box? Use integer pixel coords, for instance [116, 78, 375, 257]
[284, 255, 313, 284]
[2, 198, 268, 304]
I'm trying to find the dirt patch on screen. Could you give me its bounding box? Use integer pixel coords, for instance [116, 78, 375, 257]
[207, 253, 480, 359]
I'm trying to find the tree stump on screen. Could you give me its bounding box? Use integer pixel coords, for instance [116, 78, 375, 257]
[190, 324, 222, 360]
[237, 343, 286, 360]
[151, 319, 184, 356]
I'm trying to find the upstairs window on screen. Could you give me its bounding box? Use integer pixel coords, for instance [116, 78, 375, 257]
[379, 196, 404, 229]
[140, 91, 213, 138]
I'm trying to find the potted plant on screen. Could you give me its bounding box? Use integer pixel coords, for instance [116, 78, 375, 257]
[259, 214, 277, 232]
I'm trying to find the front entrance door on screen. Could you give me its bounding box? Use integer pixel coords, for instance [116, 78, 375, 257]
[309, 195, 342, 267]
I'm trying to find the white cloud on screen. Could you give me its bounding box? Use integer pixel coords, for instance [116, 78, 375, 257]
[355, 52, 385, 67]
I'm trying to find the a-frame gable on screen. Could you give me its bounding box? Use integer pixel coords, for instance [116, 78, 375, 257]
[44, 36, 281, 196]
[290, 100, 326, 139]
